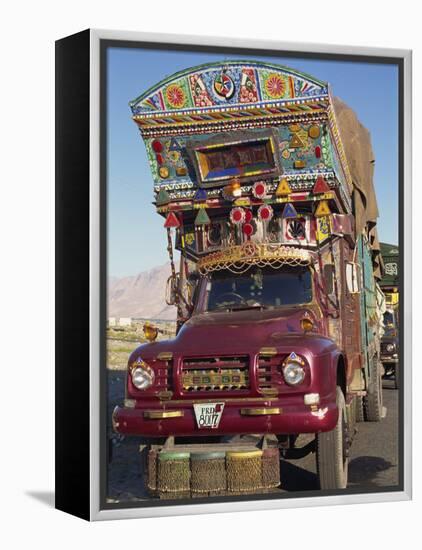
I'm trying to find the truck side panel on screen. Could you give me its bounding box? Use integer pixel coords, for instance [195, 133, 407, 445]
[339, 239, 363, 385]
[358, 234, 380, 380]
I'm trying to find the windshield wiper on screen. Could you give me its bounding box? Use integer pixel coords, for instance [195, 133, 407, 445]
[228, 304, 268, 311]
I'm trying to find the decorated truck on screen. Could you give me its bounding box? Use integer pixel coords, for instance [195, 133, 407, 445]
[113, 61, 385, 492]
[379, 242, 399, 388]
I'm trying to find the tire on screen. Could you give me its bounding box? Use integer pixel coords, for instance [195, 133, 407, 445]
[354, 396, 365, 423]
[316, 386, 348, 490]
[364, 356, 383, 422]
[346, 399, 356, 440]
[394, 364, 399, 390]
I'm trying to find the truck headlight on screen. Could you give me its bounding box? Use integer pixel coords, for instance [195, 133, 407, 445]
[131, 361, 155, 390]
[386, 343, 395, 353]
[283, 352, 305, 386]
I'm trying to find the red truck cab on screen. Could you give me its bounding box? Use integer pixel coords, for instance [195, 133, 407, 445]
[114, 262, 342, 438]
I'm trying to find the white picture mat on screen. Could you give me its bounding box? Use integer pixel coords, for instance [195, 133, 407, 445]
[88, 28, 412, 521]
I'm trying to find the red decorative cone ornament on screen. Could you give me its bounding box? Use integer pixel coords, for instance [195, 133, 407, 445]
[164, 211, 180, 228]
[312, 176, 330, 194]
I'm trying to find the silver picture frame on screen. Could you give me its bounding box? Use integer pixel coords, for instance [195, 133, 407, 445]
[57, 28, 412, 521]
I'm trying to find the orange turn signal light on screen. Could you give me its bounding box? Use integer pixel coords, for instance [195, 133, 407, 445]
[223, 179, 242, 199]
[301, 318, 314, 332]
[143, 323, 158, 342]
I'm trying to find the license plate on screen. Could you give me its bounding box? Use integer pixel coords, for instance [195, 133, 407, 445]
[193, 402, 225, 429]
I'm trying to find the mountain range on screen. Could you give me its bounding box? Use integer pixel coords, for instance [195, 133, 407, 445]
[108, 263, 176, 320]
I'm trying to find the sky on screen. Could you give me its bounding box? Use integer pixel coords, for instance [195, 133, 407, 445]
[107, 47, 399, 278]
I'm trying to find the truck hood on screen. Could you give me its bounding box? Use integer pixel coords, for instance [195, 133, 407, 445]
[130, 306, 336, 361]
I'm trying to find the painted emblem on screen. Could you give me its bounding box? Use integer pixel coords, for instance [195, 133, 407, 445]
[239, 68, 258, 103]
[286, 218, 307, 240]
[168, 137, 182, 151]
[184, 232, 195, 246]
[190, 74, 214, 107]
[264, 73, 286, 99]
[165, 84, 186, 108]
[214, 71, 235, 99]
[316, 215, 331, 243]
[283, 216, 311, 243]
[242, 242, 258, 257]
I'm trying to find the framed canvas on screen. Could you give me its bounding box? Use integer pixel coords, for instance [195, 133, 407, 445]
[55, 29, 412, 521]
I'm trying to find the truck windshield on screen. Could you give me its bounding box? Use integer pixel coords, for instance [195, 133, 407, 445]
[204, 265, 312, 312]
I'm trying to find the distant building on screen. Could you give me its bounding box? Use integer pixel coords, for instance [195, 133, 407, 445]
[380, 242, 399, 290]
[380, 242, 399, 308]
[119, 317, 132, 327]
[108, 317, 116, 326]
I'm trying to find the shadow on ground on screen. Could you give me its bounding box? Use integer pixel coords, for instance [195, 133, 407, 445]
[26, 491, 55, 508]
[280, 460, 319, 491]
[348, 456, 394, 486]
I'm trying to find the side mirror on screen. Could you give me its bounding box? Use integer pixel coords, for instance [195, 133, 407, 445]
[165, 274, 179, 306]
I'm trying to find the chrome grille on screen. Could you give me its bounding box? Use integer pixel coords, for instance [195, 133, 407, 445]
[149, 358, 173, 396]
[182, 356, 249, 392]
[257, 354, 286, 393]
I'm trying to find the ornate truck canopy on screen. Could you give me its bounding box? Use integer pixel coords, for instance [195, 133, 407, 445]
[130, 61, 379, 268]
[130, 61, 352, 208]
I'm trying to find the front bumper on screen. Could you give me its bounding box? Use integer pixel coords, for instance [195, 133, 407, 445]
[113, 396, 338, 437]
[381, 355, 398, 364]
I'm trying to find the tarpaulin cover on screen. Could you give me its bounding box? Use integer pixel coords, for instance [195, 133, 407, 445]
[333, 97, 383, 279]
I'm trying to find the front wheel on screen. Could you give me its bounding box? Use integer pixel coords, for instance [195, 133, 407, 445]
[316, 386, 348, 490]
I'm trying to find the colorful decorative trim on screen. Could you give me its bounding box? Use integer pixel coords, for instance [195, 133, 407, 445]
[197, 242, 311, 274]
[130, 60, 328, 116]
